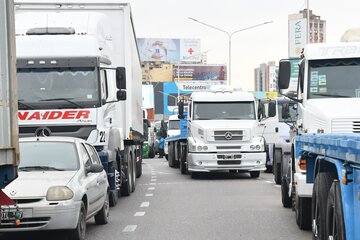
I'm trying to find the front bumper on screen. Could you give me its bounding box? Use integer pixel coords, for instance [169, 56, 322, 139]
[0, 200, 81, 232]
[187, 152, 266, 172]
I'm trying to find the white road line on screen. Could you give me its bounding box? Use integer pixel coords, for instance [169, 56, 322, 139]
[146, 193, 153, 197]
[122, 225, 137, 232]
[265, 180, 273, 184]
[151, 179, 157, 181]
[148, 187, 155, 190]
[140, 202, 150, 208]
[150, 182, 156, 185]
[134, 212, 146, 217]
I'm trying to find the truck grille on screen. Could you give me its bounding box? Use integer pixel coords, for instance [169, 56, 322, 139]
[213, 130, 244, 141]
[332, 119, 360, 133]
[19, 125, 96, 139]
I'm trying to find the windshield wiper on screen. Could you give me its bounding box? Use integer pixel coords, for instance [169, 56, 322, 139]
[19, 166, 65, 171]
[18, 100, 34, 110]
[40, 98, 84, 108]
[313, 93, 351, 98]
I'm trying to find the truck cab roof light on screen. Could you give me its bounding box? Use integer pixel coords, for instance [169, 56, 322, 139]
[50, 60, 57, 65]
[39, 61, 46, 65]
[27, 60, 34, 65]
[26, 27, 75, 35]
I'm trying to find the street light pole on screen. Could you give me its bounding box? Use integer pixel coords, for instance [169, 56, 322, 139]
[188, 17, 273, 86]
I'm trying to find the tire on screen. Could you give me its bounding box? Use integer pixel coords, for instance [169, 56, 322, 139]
[168, 142, 175, 168]
[109, 190, 117, 207]
[281, 177, 292, 208]
[69, 202, 86, 240]
[148, 147, 155, 159]
[312, 172, 336, 240]
[295, 196, 312, 230]
[120, 151, 131, 197]
[95, 191, 110, 225]
[165, 154, 168, 160]
[273, 148, 282, 185]
[250, 171, 260, 178]
[326, 181, 345, 240]
[131, 153, 136, 192]
[136, 151, 142, 178]
[265, 146, 272, 173]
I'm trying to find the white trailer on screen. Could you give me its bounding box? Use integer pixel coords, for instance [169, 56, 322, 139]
[278, 42, 360, 232]
[0, 0, 19, 207]
[14, 0, 143, 206]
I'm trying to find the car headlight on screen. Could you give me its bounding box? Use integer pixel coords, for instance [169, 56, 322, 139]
[46, 186, 74, 201]
[255, 145, 261, 150]
[250, 145, 261, 150]
[197, 146, 203, 151]
[203, 146, 208, 151]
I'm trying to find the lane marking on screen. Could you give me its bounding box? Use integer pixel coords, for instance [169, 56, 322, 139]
[123, 225, 137, 232]
[140, 202, 150, 208]
[148, 187, 155, 190]
[134, 212, 146, 217]
[151, 179, 157, 182]
[146, 193, 154, 197]
[150, 182, 156, 185]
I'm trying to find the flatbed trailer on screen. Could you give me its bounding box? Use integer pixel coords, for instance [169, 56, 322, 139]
[296, 134, 360, 240]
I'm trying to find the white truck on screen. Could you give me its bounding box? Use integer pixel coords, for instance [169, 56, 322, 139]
[164, 114, 180, 160]
[0, 0, 19, 208]
[278, 42, 360, 231]
[172, 87, 267, 178]
[14, 0, 143, 206]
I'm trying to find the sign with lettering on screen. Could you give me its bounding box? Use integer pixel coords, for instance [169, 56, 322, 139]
[289, 18, 307, 58]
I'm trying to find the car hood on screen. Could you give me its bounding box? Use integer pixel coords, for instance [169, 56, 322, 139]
[4, 171, 77, 198]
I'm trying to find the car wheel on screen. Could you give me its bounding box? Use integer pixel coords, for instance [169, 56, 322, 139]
[250, 171, 260, 178]
[95, 191, 110, 225]
[69, 202, 86, 240]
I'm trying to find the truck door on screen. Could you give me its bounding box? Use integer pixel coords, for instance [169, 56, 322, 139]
[258, 99, 279, 145]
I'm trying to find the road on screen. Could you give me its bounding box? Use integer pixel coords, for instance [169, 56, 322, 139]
[1, 157, 312, 240]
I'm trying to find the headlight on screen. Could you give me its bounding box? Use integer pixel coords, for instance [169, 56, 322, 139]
[46, 186, 74, 201]
[255, 145, 261, 150]
[197, 146, 203, 151]
[250, 145, 255, 150]
[203, 146, 208, 151]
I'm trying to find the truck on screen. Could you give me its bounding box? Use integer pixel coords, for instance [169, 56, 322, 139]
[0, 0, 18, 208]
[278, 41, 360, 231]
[167, 87, 267, 178]
[164, 114, 181, 160]
[259, 97, 297, 183]
[14, 0, 143, 206]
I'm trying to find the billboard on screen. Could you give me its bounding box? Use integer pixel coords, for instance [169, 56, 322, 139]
[173, 64, 226, 82]
[288, 18, 307, 58]
[137, 38, 201, 63]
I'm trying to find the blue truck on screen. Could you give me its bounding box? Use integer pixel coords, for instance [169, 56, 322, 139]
[295, 134, 360, 240]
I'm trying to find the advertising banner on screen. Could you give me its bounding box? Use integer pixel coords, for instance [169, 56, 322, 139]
[288, 18, 307, 58]
[180, 39, 201, 62]
[173, 64, 226, 82]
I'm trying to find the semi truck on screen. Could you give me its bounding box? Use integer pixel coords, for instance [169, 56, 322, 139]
[164, 114, 181, 160]
[14, 0, 143, 206]
[0, 0, 18, 209]
[167, 87, 267, 178]
[278, 41, 360, 232]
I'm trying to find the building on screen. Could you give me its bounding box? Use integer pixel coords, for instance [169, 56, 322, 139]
[254, 61, 278, 92]
[288, 9, 326, 58]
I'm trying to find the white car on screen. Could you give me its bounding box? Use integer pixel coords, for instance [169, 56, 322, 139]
[1, 137, 109, 240]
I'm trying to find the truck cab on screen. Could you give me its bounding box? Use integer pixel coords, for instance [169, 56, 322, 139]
[185, 88, 266, 178]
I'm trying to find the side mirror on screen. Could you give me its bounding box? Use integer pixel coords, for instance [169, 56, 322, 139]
[86, 164, 104, 174]
[268, 101, 277, 118]
[282, 103, 290, 119]
[178, 101, 184, 116]
[278, 60, 291, 90]
[117, 90, 127, 101]
[116, 67, 126, 90]
[258, 102, 265, 119]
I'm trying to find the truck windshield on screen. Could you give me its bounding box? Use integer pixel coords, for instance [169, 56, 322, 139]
[193, 102, 255, 120]
[308, 58, 360, 99]
[17, 67, 100, 109]
[169, 120, 180, 130]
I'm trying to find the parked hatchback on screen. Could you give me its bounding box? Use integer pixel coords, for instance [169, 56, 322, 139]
[1, 137, 109, 240]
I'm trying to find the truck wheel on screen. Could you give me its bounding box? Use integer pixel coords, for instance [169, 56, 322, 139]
[312, 172, 336, 240]
[148, 147, 155, 158]
[250, 171, 260, 178]
[131, 153, 136, 192]
[165, 154, 168, 160]
[136, 149, 142, 178]
[95, 191, 110, 225]
[120, 151, 132, 197]
[265, 145, 272, 173]
[168, 142, 175, 168]
[295, 196, 312, 230]
[273, 148, 282, 185]
[109, 190, 117, 207]
[326, 181, 345, 240]
[281, 177, 292, 208]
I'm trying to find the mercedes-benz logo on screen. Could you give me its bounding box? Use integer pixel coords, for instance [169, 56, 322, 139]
[224, 132, 233, 140]
[35, 127, 51, 137]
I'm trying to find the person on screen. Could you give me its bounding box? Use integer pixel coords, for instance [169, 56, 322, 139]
[217, 66, 225, 80]
[158, 137, 165, 158]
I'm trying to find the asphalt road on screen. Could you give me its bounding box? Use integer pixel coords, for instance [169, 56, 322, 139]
[1, 157, 312, 240]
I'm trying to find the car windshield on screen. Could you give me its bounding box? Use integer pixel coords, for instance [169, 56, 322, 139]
[193, 101, 256, 120]
[308, 58, 360, 99]
[168, 120, 180, 130]
[17, 67, 100, 109]
[19, 141, 79, 171]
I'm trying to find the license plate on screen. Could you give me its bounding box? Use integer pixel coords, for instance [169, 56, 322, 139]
[1, 208, 23, 221]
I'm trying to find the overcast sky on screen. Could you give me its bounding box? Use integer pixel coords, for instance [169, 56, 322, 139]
[127, 0, 360, 91]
